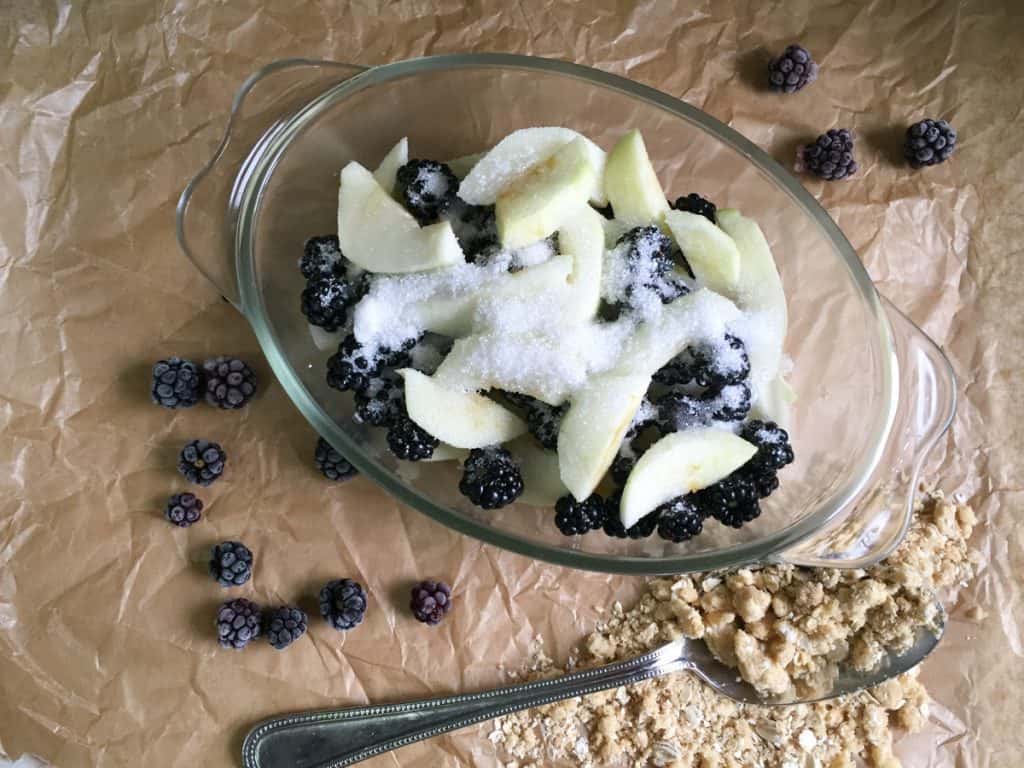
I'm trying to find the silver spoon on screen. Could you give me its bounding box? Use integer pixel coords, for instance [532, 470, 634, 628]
[242, 599, 944, 768]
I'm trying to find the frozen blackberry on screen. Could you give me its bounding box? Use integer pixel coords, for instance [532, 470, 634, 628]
[696, 473, 760, 528]
[740, 419, 795, 472]
[656, 391, 710, 433]
[203, 356, 257, 409]
[691, 335, 750, 388]
[353, 373, 404, 427]
[327, 334, 412, 393]
[410, 580, 453, 626]
[396, 160, 459, 224]
[459, 446, 524, 510]
[386, 416, 438, 461]
[613, 226, 689, 311]
[446, 200, 498, 260]
[164, 492, 203, 527]
[799, 129, 858, 181]
[554, 494, 607, 536]
[209, 540, 253, 588]
[521, 398, 566, 451]
[703, 382, 752, 422]
[602, 491, 659, 539]
[656, 496, 705, 542]
[768, 44, 819, 93]
[904, 119, 957, 168]
[265, 605, 308, 650]
[653, 352, 696, 386]
[319, 578, 367, 631]
[151, 357, 201, 409]
[216, 598, 262, 650]
[178, 439, 226, 486]
[672, 193, 717, 224]
[301, 275, 362, 331]
[300, 234, 343, 279]
[315, 437, 358, 481]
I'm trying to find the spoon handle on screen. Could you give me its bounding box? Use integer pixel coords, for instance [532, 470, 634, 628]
[242, 643, 687, 768]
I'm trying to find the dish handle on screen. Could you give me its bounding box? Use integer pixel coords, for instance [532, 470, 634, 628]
[779, 296, 957, 569]
[175, 59, 365, 308]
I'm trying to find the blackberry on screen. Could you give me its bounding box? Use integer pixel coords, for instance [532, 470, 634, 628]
[386, 416, 438, 461]
[703, 382, 751, 422]
[554, 494, 607, 536]
[319, 578, 367, 631]
[203, 356, 257, 409]
[656, 391, 710, 433]
[748, 467, 780, 499]
[610, 454, 635, 486]
[301, 275, 362, 331]
[216, 598, 262, 650]
[315, 437, 358, 481]
[353, 373, 404, 427]
[691, 335, 750, 388]
[446, 200, 498, 260]
[613, 226, 689, 311]
[602, 491, 659, 539]
[265, 605, 308, 650]
[653, 353, 696, 386]
[799, 129, 858, 181]
[151, 357, 201, 409]
[656, 496, 705, 542]
[696, 473, 760, 528]
[209, 540, 253, 588]
[164, 492, 203, 527]
[768, 44, 819, 93]
[410, 580, 453, 626]
[178, 439, 226, 486]
[396, 160, 459, 224]
[716, 499, 761, 528]
[459, 446, 524, 510]
[522, 399, 567, 451]
[672, 193, 717, 224]
[300, 234, 343, 279]
[740, 420, 795, 472]
[326, 335, 412, 393]
[904, 119, 957, 168]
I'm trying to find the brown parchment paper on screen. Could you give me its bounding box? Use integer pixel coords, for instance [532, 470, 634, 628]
[1, 1, 1022, 766]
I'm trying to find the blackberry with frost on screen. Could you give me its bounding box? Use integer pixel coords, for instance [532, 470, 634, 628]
[315, 437, 358, 481]
[216, 598, 262, 650]
[459, 446, 524, 510]
[203, 356, 257, 409]
[740, 419, 795, 473]
[768, 44, 819, 93]
[798, 129, 858, 181]
[446, 200, 498, 260]
[327, 334, 412, 393]
[300, 234, 344, 279]
[151, 357, 201, 409]
[386, 416, 438, 461]
[656, 391, 710, 433]
[209, 540, 253, 588]
[266, 605, 308, 650]
[554, 494, 607, 536]
[396, 160, 459, 224]
[410, 580, 453, 626]
[301, 274, 362, 331]
[904, 119, 957, 168]
[164, 492, 203, 527]
[616, 226, 689, 310]
[656, 496, 705, 542]
[320, 578, 367, 631]
[703, 381, 752, 422]
[672, 193, 717, 224]
[692, 335, 750, 388]
[354, 373, 404, 427]
[602, 491, 659, 539]
[178, 439, 226, 486]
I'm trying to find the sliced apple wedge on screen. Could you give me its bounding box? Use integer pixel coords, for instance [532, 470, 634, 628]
[421, 443, 470, 463]
[445, 152, 484, 180]
[620, 429, 757, 528]
[750, 375, 797, 429]
[400, 369, 527, 449]
[459, 127, 607, 206]
[309, 323, 343, 352]
[496, 138, 598, 249]
[509, 436, 568, 507]
[372, 137, 408, 195]
[664, 210, 741, 296]
[603, 130, 669, 227]
[558, 205, 605, 322]
[557, 371, 651, 501]
[338, 162, 464, 273]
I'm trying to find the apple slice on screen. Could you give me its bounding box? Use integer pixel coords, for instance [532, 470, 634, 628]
[750, 375, 797, 429]
[458, 127, 607, 206]
[496, 139, 598, 249]
[664, 210, 741, 296]
[337, 162, 464, 273]
[603, 130, 670, 227]
[620, 429, 758, 528]
[309, 323, 343, 352]
[421, 443, 470, 463]
[509, 436, 569, 507]
[445, 152, 484, 180]
[373, 137, 408, 195]
[400, 369, 527, 449]
[558, 205, 605, 322]
[557, 371, 651, 501]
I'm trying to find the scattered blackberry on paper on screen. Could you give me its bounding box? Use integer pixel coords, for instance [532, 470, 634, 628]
[203, 356, 256, 409]
[164, 492, 203, 527]
[798, 128, 858, 181]
[410, 580, 453, 626]
[209, 540, 253, 588]
[320, 578, 368, 631]
[265, 605, 308, 650]
[315, 437, 358, 481]
[216, 598, 262, 650]
[904, 118, 957, 168]
[151, 357, 201, 409]
[768, 44, 819, 93]
[178, 439, 226, 486]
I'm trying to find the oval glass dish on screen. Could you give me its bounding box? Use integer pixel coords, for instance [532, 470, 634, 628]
[177, 55, 956, 574]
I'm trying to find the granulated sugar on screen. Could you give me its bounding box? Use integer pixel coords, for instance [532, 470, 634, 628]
[492, 491, 977, 768]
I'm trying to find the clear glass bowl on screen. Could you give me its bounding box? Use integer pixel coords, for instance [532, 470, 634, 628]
[177, 55, 956, 574]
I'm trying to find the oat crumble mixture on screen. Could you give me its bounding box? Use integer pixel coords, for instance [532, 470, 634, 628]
[491, 491, 978, 768]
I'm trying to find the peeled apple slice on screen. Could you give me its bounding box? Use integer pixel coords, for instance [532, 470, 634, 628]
[557, 371, 651, 501]
[750, 375, 797, 429]
[338, 162, 464, 273]
[558, 205, 605, 322]
[373, 137, 408, 195]
[458, 127, 607, 206]
[421, 443, 470, 463]
[496, 139, 598, 249]
[309, 323, 343, 352]
[446, 152, 484, 179]
[509, 436, 568, 507]
[400, 369, 527, 449]
[620, 429, 758, 528]
[603, 130, 670, 227]
[664, 210, 742, 296]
